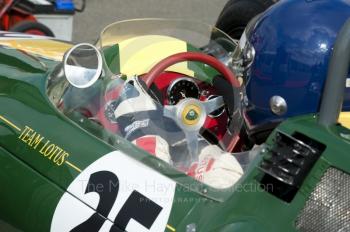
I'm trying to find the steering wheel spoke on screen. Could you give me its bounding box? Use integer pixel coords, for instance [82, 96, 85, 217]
[185, 131, 200, 163]
[203, 96, 224, 114]
[163, 104, 177, 119]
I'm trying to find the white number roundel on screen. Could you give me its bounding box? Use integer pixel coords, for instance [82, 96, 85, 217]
[51, 150, 176, 232]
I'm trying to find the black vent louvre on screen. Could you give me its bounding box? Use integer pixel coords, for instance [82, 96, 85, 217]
[259, 131, 325, 202]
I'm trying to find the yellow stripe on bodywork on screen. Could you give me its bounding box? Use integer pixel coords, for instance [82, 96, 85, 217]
[0, 115, 21, 132]
[339, 112, 350, 129]
[0, 39, 72, 61]
[118, 35, 194, 77]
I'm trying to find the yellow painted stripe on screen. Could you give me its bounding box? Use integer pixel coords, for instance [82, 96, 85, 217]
[0, 115, 83, 174]
[0, 39, 72, 61]
[65, 161, 82, 173]
[166, 224, 176, 232]
[0, 115, 21, 131]
[339, 112, 350, 129]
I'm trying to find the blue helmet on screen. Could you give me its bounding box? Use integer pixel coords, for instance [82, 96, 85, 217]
[235, 0, 350, 138]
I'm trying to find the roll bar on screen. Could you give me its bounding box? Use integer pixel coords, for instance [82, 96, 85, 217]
[318, 18, 350, 126]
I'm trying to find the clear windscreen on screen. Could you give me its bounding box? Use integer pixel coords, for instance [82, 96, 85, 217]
[98, 18, 237, 55]
[48, 19, 249, 190]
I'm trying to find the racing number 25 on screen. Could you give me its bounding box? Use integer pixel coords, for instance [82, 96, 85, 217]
[70, 171, 163, 231]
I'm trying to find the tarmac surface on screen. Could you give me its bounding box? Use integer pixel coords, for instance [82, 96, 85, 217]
[73, 0, 229, 43]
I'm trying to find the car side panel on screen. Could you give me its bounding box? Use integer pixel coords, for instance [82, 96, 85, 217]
[0, 146, 88, 232]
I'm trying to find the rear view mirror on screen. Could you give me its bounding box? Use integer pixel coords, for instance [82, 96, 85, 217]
[63, 43, 102, 88]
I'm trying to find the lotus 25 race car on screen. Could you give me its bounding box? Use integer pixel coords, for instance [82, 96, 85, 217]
[0, 3, 350, 232]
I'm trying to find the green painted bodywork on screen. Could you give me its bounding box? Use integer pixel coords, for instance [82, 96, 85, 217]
[0, 43, 350, 232]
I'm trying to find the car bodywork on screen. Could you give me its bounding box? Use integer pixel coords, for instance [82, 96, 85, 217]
[0, 17, 350, 232]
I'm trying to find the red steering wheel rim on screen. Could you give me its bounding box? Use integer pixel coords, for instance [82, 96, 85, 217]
[144, 51, 240, 88]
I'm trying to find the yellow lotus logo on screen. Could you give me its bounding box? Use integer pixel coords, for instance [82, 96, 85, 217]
[182, 104, 201, 126]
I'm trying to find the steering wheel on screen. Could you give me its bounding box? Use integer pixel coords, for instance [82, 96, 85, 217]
[143, 52, 240, 161]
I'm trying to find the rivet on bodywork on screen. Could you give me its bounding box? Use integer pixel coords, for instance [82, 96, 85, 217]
[186, 223, 196, 232]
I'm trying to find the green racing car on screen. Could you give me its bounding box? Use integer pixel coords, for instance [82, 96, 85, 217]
[0, 16, 349, 232]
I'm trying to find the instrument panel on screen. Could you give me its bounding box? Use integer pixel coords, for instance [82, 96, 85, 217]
[167, 77, 200, 105]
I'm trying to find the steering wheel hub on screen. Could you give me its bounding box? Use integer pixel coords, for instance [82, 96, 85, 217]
[176, 99, 206, 131]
